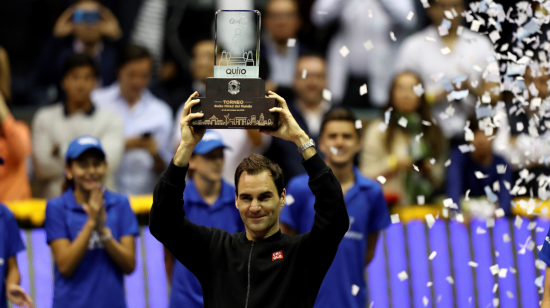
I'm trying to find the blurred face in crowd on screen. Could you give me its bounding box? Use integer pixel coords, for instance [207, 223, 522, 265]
[189, 148, 225, 182]
[427, 0, 465, 31]
[294, 56, 326, 105]
[65, 150, 107, 192]
[62, 65, 97, 104]
[118, 57, 152, 102]
[392, 72, 421, 114]
[470, 130, 493, 162]
[73, 1, 102, 45]
[236, 171, 285, 237]
[319, 120, 361, 166]
[191, 40, 216, 83]
[264, 0, 301, 44]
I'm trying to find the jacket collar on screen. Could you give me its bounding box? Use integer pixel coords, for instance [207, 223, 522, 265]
[239, 229, 284, 244]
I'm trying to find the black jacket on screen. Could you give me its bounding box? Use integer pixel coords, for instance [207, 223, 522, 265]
[150, 153, 349, 308]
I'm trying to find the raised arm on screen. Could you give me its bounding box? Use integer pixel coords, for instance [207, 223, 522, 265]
[149, 92, 213, 279]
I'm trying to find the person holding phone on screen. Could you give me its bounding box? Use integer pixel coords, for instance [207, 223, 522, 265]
[45, 136, 139, 308]
[150, 91, 349, 307]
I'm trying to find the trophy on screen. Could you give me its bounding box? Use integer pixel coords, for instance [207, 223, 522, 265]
[190, 10, 279, 129]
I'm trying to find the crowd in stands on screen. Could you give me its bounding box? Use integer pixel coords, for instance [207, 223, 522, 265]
[1, 0, 550, 307]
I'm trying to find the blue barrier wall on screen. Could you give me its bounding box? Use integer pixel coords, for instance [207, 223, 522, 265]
[9, 218, 547, 308]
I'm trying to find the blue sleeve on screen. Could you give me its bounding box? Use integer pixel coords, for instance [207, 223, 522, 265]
[447, 148, 464, 210]
[279, 179, 306, 232]
[45, 200, 70, 244]
[3, 208, 25, 257]
[367, 186, 391, 233]
[498, 161, 513, 216]
[539, 229, 550, 267]
[119, 197, 140, 237]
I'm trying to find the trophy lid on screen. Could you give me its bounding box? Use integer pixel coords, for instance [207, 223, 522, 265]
[214, 10, 261, 78]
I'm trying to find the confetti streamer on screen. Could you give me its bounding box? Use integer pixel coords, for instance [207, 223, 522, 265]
[287, 38, 296, 47]
[391, 214, 400, 224]
[377, 176, 387, 185]
[398, 271, 409, 281]
[429, 251, 437, 260]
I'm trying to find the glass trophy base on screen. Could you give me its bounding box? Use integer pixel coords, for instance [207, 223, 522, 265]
[190, 77, 279, 129]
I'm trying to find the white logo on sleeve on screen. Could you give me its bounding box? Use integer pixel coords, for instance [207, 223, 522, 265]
[345, 216, 363, 240]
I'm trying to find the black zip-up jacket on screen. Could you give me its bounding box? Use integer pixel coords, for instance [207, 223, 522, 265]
[149, 153, 349, 308]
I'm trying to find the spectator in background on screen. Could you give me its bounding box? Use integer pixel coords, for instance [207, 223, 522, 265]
[280, 108, 390, 308]
[0, 91, 31, 203]
[33, 54, 124, 198]
[0, 203, 33, 308]
[33, 0, 122, 104]
[45, 136, 138, 308]
[262, 0, 306, 89]
[165, 131, 244, 308]
[0, 47, 11, 103]
[311, 0, 417, 108]
[93, 44, 172, 195]
[265, 53, 330, 183]
[360, 72, 447, 205]
[493, 62, 550, 198]
[448, 116, 512, 217]
[395, 0, 496, 141]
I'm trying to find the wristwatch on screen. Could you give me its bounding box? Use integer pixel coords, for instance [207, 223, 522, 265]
[99, 228, 113, 243]
[298, 139, 315, 153]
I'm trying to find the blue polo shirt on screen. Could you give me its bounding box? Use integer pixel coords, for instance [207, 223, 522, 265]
[45, 188, 139, 308]
[280, 167, 390, 308]
[170, 179, 244, 308]
[0, 204, 25, 308]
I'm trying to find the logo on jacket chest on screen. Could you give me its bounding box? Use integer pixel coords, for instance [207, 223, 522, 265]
[272, 250, 283, 261]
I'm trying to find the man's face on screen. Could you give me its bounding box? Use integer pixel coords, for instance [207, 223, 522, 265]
[118, 57, 152, 100]
[236, 170, 285, 235]
[191, 41, 216, 83]
[427, 0, 465, 30]
[73, 1, 102, 44]
[319, 121, 361, 166]
[62, 66, 97, 103]
[189, 148, 224, 182]
[293, 57, 326, 104]
[264, 0, 301, 44]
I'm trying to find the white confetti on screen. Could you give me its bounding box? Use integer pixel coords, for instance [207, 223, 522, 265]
[391, 214, 400, 224]
[322, 89, 332, 101]
[457, 25, 464, 35]
[330, 146, 338, 155]
[443, 198, 453, 208]
[352, 284, 360, 296]
[423, 296, 429, 306]
[377, 176, 387, 185]
[490, 264, 500, 275]
[498, 268, 508, 278]
[413, 83, 425, 97]
[368, 302, 373, 308]
[495, 208, 505, 218]
[493, 298, 499, 307]
[489, 30, 500, 43]
[287, 38, 296, 47]
[537, 227, 545, 233]
[487, 218, 495, 228]
[506, 291, 514, 298]
[446, 276, 454, 284]
[390, 32, 396, 41]
[417, 195, 425, 205]
[427, 281, 433, 287]
[528, 221, 537, 231]
[476, 227, 486, 234]
[407, 11, 415, 21]
[429, 158, 435, 165]
[429, 251, 437, 260]
[301, 69, 307, 79]
[339, 46, 350, 57]
[456, 213, 464, 223]
[398, 271, 409, 281]
[378, 122, 387, 133]
[496, 164, 507, 174]
[413, 164, 419, 172]
[286, 195, 295, 205]
[493, 283, 498, 293]
[425, 214, 435, 228]
[475, 171, 489, 179]
[503, 234, 510, 243]
[363, 40, 374, 51]
[509, 267, 517, 274]
[444, 10, 454, 19]
[515, 216, 523, 229]
[398, 117, 408, 128]
[360, 84, 368, 96]
[441, 47, 451, 55]
[445, 159, 451, 167]
[355, 120, 362, 129]
[468, 261, 478, 267]
[465, 189, 470, 201]
[471, 20, 482, 32]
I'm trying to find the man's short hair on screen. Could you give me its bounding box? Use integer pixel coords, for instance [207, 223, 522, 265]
[117, 44, 151, 70]
[319, 108, 360, 137]
[235, 154, 284, 196]
[62, 53, 100, 79]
